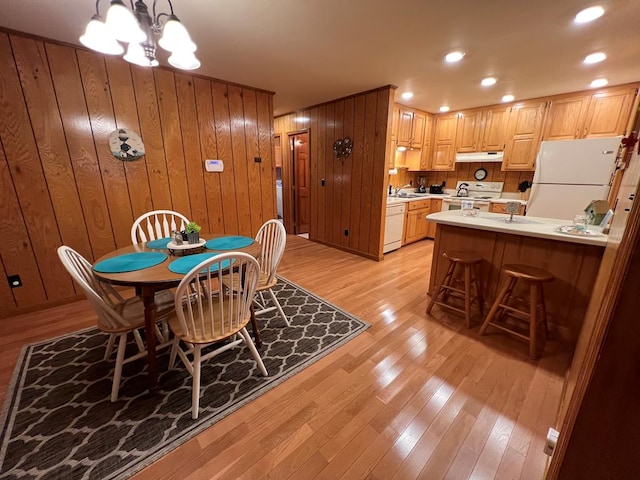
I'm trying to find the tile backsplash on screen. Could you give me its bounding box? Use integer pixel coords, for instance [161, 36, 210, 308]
[388, 163, 533, 193]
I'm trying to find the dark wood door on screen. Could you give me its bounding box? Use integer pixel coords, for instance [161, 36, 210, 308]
[291, 132, 310, 234]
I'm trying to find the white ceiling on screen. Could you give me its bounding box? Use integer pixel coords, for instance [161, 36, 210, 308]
[1, 0, 640, 116]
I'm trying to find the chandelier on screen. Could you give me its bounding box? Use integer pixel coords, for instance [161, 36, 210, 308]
[80, 0, 200, 70]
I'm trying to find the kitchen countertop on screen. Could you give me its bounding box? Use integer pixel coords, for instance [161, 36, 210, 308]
[427, 210, 607, 247]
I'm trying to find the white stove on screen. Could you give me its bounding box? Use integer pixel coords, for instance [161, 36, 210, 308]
[440, 181, 504, 212]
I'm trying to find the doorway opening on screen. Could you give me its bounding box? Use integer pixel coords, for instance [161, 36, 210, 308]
[289, 132, 310, 235]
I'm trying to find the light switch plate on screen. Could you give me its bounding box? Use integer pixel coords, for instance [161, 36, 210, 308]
[205, 159, 224, 172]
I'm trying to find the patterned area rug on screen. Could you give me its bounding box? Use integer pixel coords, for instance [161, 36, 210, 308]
[0, 277, 369, 480]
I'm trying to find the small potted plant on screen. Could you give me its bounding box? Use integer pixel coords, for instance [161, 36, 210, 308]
[184, 221, 201, 244]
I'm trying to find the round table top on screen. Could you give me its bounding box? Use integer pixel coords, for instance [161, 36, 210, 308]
[93, 233, 261, 288]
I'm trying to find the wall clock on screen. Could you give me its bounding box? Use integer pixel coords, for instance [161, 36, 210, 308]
[109, 128, 146, 161]
[474, 167, 488, 181]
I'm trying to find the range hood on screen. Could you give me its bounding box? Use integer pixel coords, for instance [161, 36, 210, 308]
[455, 151, 504, 163]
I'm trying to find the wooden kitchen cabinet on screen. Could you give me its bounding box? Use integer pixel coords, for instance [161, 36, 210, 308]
[489, 202, 525, 215]
[427, 199, 442, 237]
[542, 94, 590, 141]
[583, 86, 637, 138]
[481, 106, 510, 151]
[388, 105, 400, 169]
[455, 109, 483, 152]
[403, 199, 431, 244]
[543, 86, 637, 141]
[430, 114, 459, 171]
[397, 106, 426, 149]
[419, 115, 434, 170]
[502, 100, 547, 171]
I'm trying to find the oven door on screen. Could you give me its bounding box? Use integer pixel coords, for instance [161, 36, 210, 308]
[441, 198, 490, 212]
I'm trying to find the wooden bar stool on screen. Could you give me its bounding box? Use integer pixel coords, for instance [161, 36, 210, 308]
[479, 264, 554, 359]
[426, 251, 484, 328]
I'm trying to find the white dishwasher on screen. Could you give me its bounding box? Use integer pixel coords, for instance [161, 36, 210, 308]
[383, 202, 406, 253]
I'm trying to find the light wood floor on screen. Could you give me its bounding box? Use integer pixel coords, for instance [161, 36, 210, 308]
[0, 236, 571, 479]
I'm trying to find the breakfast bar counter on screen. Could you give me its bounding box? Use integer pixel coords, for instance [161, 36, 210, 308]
[426, 211, 606, 342]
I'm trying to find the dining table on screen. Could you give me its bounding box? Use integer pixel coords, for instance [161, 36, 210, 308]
[93, 233, 262, 393]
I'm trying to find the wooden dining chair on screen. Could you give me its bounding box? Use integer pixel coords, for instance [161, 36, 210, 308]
[168, 252, 268, 419]
[131, 210, 189, 244]
[57, 246, 174, 402]
[222, 219, 289, 327]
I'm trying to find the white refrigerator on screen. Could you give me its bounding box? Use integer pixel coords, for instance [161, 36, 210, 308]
[525, 136, 622, 220]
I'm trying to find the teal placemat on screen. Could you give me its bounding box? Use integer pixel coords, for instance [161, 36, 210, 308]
[168, 253, 233, 274]
[146, 237, 172, 249]
[94, 252, 168, 273]
[205, 236, 254, 250]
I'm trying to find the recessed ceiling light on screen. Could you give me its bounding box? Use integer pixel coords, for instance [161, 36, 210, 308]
[584, 52, 607, 64]
[401, 92, 414, 100]
[439, 106, 450, 112]
[502, 94, 515, 102]
[396, 146, 407, 152]
[590, 78, 608, 88]
[481, 77, 497, 87]
[574, 6, 605, 24]
[445, 51, 465, 63]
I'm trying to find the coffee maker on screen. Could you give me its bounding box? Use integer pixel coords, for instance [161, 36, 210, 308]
[417, 176, 427, 193]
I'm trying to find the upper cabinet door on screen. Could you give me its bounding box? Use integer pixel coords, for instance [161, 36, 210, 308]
[397, 108, 414, 146]
[455, 110, 483, 153]
[434, 114, 459, 143]
[481, 106, 510, 151]
[542, 95, 590, 141]
[420, 115, 434, 170]
[431, 143, 456, 171]
[411, 111, 426, 148]
[583, 87, 637, 138]
[502, 101, 547, 171]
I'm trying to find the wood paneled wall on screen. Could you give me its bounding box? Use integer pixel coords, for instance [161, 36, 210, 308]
[0, 31, 276, 318]
[274, 87, 394, 261]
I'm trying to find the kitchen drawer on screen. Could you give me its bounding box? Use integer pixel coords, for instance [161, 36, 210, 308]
[490, 202, 525, 215]
[407, 199, 431, 211]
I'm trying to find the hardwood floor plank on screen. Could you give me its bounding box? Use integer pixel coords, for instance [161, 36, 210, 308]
[0, 236, 570, 480]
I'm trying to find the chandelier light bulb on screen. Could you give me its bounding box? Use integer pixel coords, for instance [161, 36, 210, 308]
[124, 42, 158, 67]
[106, 0, 146, 44]
[168, 51, 201, 70]
[158, 15, 196, 53]
[79, 16, 124, 55]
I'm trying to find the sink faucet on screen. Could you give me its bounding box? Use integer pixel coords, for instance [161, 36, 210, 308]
[394, 184, 412, 195]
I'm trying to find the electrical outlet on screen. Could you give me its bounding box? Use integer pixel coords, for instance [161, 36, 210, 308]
[344, 229, 349, 236]
[7, 275, 22, 288]
[544, 428, 559, 456]
[254, 157, 262, 163]
[321, 179, 325, 186]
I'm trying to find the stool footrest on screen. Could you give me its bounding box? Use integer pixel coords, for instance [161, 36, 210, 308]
[497, 304, 531, 320]
[433, 301, 467, 315]
[485, 321, 530, 341]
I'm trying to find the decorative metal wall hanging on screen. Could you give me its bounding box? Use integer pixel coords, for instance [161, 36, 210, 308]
[333, 137, 353, 161]
[108, 128, 146, 161]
